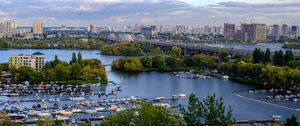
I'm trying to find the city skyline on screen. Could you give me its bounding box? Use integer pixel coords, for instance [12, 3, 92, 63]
[0, 0, 300, 27]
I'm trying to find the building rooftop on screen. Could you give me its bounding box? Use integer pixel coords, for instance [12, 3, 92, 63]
[32, 51, 44, 55]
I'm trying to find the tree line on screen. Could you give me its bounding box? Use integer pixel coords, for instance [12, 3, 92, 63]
[9, 52, 107, 84]
[100, 42, 164, 56]
[0, 38, 105, 50]
[252, 48, 295, 66]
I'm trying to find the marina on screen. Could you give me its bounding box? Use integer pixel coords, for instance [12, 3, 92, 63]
[0, 82, 185, 125]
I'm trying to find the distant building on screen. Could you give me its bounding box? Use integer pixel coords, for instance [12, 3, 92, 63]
[271, 25, 280, 41]
[5, 21, 17, 34]
[141, 25, 157, 37]
[88, 24, 97, 33]
[159, 25, 174, 33]
[241, 23, 266, 42]
[204, 26, 211, 34]
[33, 20, 43, 35]
[291, 26, 300, 39]
[224, 23, 235, 40]
[18, 27, 32, 35]
[9, 52, 45, 71]
[281, 24, 289, 36]
[175, 25, 187, 34]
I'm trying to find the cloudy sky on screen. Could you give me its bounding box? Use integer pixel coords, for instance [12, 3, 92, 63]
[0, 0, 299, 27]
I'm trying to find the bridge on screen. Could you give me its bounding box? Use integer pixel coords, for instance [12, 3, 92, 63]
[136, 40, 300, 59]
[137, 40, 252, 56]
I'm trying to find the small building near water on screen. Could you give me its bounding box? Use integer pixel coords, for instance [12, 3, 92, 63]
[9, 51, 45, 71]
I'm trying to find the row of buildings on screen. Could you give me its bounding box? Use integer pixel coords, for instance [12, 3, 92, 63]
[224, 23, 300, 42]
[0, 20, 43, 39]
[0, 20, 98, 39]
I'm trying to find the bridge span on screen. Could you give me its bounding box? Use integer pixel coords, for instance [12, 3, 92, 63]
[137, 40, 252, 56]
[137, 40, 300, 59]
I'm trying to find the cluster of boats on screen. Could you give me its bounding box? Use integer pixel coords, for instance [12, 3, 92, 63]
[0, 83, 121, 97]
[1, 93, 186, 124]
[170, 71, 229, 80]
[248, 88, 300, 102]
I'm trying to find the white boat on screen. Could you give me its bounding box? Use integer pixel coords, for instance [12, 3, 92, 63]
[293, 98, 299, 102]
[155, 97, 165, 101]
[95, 107, 105, 112]
[37, 112, 51, 117]
[97, 115, 106, 119]
[153, 103, 172, 108]
[56, 115, 69, 120]
[60, 111, 73, 116]
[54, 110, 72, 115]
[222, 76, 229, 79]
[116, 107, 126, 112]
[8, 113, 27, 120]
[177, 94, 186, 97]
[85, 110, 97, 114]
[108, 105, 118, 111]
[70, 97, 85, 101]
[71, 109, 83, 113]
[28, 110, 39, 116]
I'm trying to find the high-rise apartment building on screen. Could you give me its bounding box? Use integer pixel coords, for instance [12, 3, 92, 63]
[88, 24, 97, 33]
[241, 23, 266, 42]
[9, 52, 45, 71]
[141, 25, 157, 37]
[281, 24, 289, 36]
[224, 23, 235, 40]
[5, 21, 17, 34]
[272, 25, 280, 41]
[33, 20, 43, 35]
[291, 26, 300, 38]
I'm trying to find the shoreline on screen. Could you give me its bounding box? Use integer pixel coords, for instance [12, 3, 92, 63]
[234, 92, 300, 111]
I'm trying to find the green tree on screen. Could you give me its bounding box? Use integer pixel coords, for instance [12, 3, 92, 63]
[285, 50, 294, 64]
[78, 52, 83, 64]
[263, 48, 271, 63]
[100, 104, 184, 126]
[273, 50, 285, 66]
[152, 47, 163, 55]
[171, 46, 182, 58]
[252, 48, 263, 63]
[192, 54, 216, 69]
[283, 115, 299, 126]
[140, 57, 153, 68]
[71, 52, 77, 64]
[70, 63, 81, 80]
[17, 66, 36, 83]
[179, 94, 235, 126]
[152, 56, 166, 69]
[54, 55, 59, 62]
[220, 51, 229, 62]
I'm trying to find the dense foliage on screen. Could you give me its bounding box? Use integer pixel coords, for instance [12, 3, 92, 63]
[252, 48, 294, 66]
[99, 104, 184, 126]
[9, 53, 107, 84]
[230, 62, 300, 88]
[0, 38, 105, 50]
[112, 47, 219, 72]
[283, 42, 300, 49]
[100, 42, 145, 56]
[283, 115, 300, 126]
[179, 94, 235, 126]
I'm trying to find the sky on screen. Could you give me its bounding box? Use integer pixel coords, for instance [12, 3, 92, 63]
[0, 0, 300, 27]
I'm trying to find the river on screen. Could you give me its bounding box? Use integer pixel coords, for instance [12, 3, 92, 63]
[0, 49, 299, 122]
